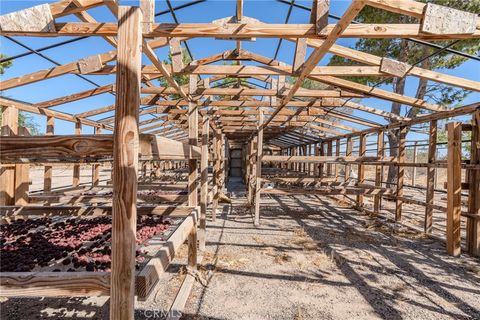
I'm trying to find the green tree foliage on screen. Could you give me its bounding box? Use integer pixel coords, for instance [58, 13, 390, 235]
[159, 47, 192, 100]
[1, 53, 40, 135]
[327, 1, 479, 183]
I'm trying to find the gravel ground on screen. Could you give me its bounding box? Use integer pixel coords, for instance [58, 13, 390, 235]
[1, 177, 479, 319]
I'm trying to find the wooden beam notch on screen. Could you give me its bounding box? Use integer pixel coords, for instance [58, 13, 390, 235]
[421, 3, 477, 35]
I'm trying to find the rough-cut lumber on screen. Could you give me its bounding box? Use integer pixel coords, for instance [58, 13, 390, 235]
[43, 117, 54, 192]
[425, 120, 437, 233]
[110, 7, 141, 320]
[261, 186, 394, 196]
[262, 155, 379, 163]
[35, 84, 113, 109]
[0, 106, 18, 206]
[199, 117, 209, 251]
[356, 133, 366, 206]
[73, 121, 82, 188]
[446, 122, 462, 257]
[395, 126, 407, 222]
[140, 0, 154, 34]
[77, 54, 104, 74]
[0, 272, 110, 297]
[310, 0, 329, 34]
[293, 38, 307, 73]
[0, 4, 55, 32]
[380, 57, 409, 78]
[254, 110, 264, 226]
[467, 110, 480, 256]
[169, 38, 184, 73]
[421, 3, 477, 35]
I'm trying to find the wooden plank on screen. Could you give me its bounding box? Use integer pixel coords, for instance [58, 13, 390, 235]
[356, 133, 366, 206]
[446, 122, 462, 257]
[136, 210, 197, 298]
[467, 110, 480, 256]
[169, 38, 184, 73]
[92, 127, 102, 186]
[374, 130, 384, 213]
[0, 4, 55, 32]
[199, 117, 209, 251]
[293, 38, 307, 73]
[254, 110, 264, 226]
[44, 117, 54, 192]
[395, 126, 407, 222]
[110, 6, 142, 320]
[421, 3, 476, 35]
[0, 106, 18, 206]
[0, 205, 194, 218]
[310, 0, 329, 34]
[261, 187, 394, 196]
[380, 57, 409, 78]
[261, 155, 379, 163]
[140, 0, 154, 34]
[73, 121, 82, 188]
[77, 54, 103, 74]
[0, 272, 110, 297]
[36, 84, 113, 109]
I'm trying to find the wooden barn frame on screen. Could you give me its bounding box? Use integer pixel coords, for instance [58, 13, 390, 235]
[0, 0, 479, 319]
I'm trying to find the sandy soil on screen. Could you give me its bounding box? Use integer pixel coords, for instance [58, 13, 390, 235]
[1, 177, 479, 319]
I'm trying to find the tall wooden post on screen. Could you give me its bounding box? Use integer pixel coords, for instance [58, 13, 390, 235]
[356, 133, 366, 206]
[247, 136, 257, 205]
[0, 106, 18, 205]
[92, 127, 102, 186]
[319, 142, 325, 178]
[110, 6, 142, 320]
[187, 79, 199, 269]
[345, 137, 352, 182]
[254, 110, 264, 226]
[446, 122, 462, 257]
[374, 130, 384, 213]
[44, 116, 54, 192]
[212, 130, 220, 222]
[411, 141, 418, 186]
[395, 126, 407, 221]
[73, 120, 82, 187]
[335, 139, 340, 180]
[467, 110, 480, 256]
[199, 117, 209, 251]
[425, 120, 437, 233]
[326, 140, 333, 177]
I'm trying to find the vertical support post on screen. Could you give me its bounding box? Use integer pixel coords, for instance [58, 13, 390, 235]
[446, 122, 462, 257]
[335, 139, 340, 180]
[15, 127, 30, 206]
[395, 126, 407, 221]
[374, 130, 384, 213]
[345, 137, 352, 183]
[110, 6, 142, 320]
[319, 142, 325, 178]
[247, 136, 257, 205]
[92, 127, 102, 186]
[0, 106, 18, 205]
[44, 116, 54, 192]
[254, 110, 264, 226]
[73, 120, 82, 187]
[356, 133, 366, 206]
[425, 120, 437, 233]
[199, 117, 209, 251]
[411, 141, 418, 186]
[467, 110, 480, 256]
[326, 140, 333, 177]
[220, 134, 226, 191]
[212, 130, 220, 222]
[187, 78, 198, 269]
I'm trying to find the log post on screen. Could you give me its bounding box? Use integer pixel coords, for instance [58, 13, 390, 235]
[374, 130, 384, 213]
[425, 120, 437, 233]
[395, 126, 407, 221]
[92, 127, 102, 186]
[44, 116, 54, 192]
[0, 106, 18, 205]
[467, 110, 480, 256]
[72, 120, 82, 187]
[356, 133, 366, 207]
[199, 116, 209, 251]
[446, 122, 462, 257]
[254, 110, 264, 226]
[110, 6, 142, 320]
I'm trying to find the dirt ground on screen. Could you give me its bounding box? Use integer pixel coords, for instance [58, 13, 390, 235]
[1, 177, 479, 319]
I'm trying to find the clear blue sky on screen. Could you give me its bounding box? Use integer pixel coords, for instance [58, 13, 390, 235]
[1, 0, 479, 145]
